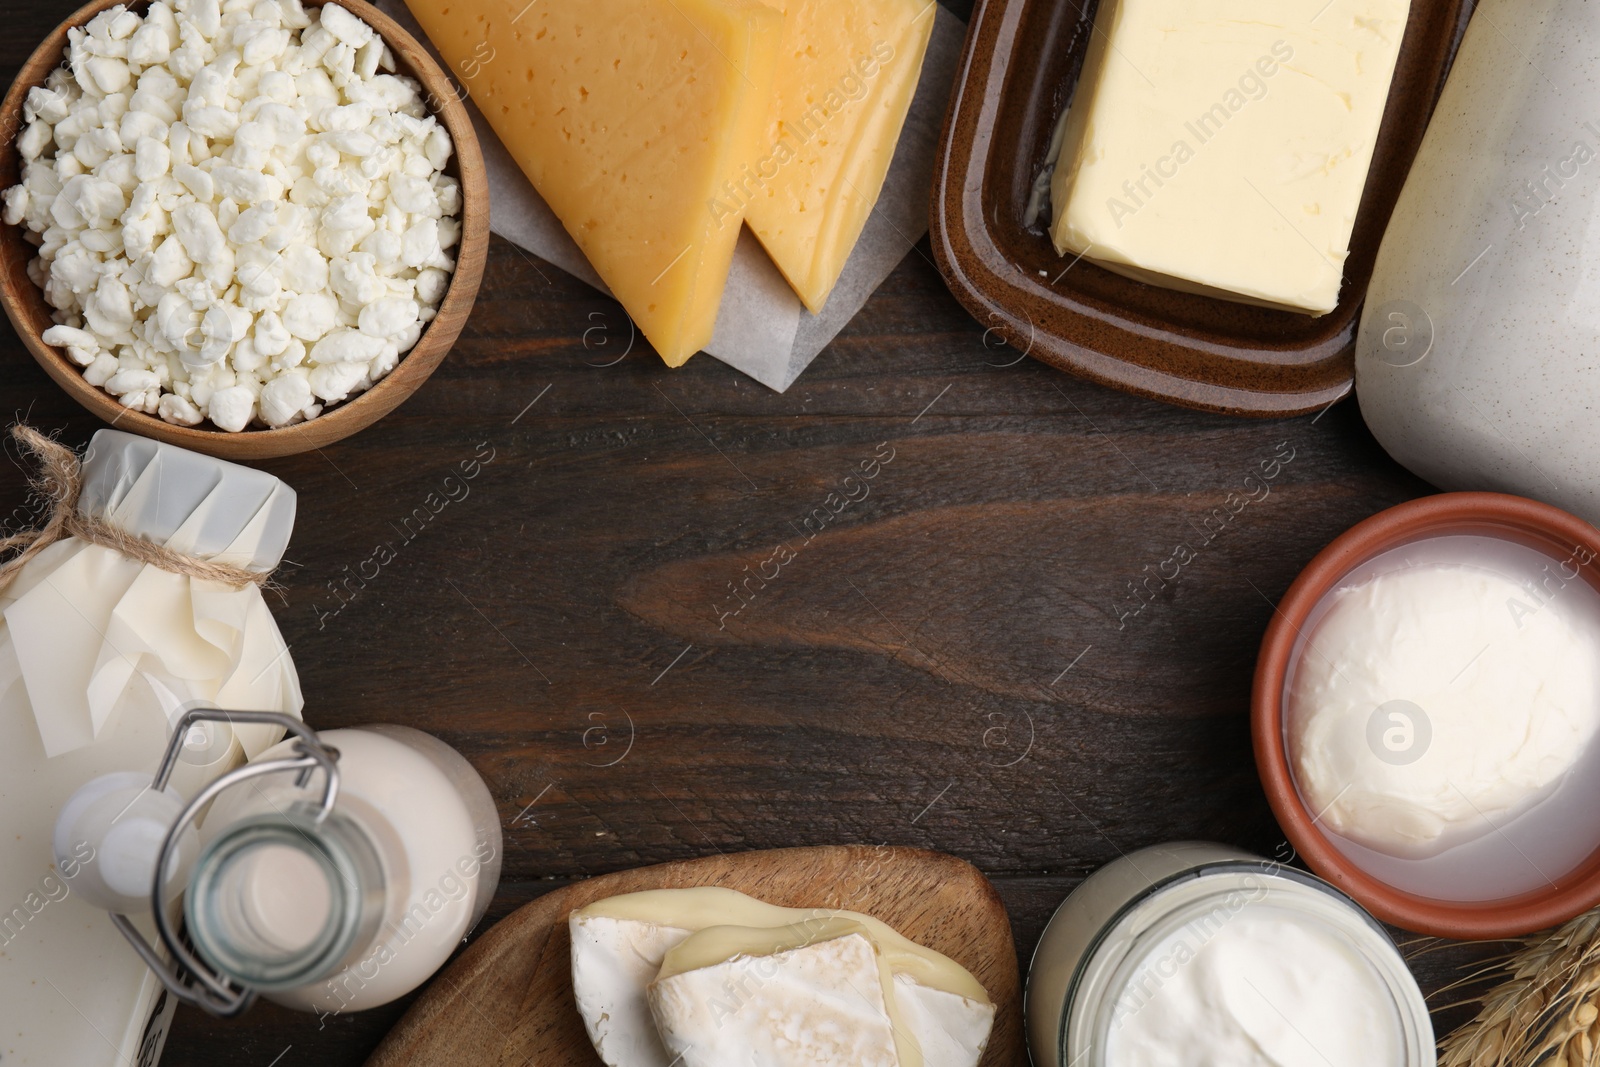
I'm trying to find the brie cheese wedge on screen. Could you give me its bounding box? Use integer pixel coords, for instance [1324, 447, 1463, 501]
[569, 913, 694, 1065]
[892, 974, 995, 1067]
[568, 887, 994, 1067]
[649, 920, 904, 1067]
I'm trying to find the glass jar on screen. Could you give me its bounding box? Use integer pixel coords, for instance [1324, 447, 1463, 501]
[1026, 842, 1434, 1067]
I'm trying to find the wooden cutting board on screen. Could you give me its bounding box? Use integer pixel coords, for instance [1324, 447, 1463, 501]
[365, 845, 1024, 1066]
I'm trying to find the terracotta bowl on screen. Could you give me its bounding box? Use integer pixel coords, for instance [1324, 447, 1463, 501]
[0, 0, 488, 460]
[1253, 492, 1600, 939]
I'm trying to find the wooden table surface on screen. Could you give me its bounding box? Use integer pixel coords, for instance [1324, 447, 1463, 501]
[1, 2, 1505, 1062]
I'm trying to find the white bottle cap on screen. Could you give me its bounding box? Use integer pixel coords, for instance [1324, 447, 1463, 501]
[52, 771, 199, 914]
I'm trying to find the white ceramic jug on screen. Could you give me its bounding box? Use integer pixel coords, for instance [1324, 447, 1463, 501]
[1357, 0, 1600, 522]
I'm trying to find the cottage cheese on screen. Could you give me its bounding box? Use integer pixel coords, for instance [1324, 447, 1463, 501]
[4, 0, 460, 430]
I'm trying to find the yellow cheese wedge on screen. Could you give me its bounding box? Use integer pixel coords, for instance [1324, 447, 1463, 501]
[409, 0, 784, 365]
[730, 0, 936, 313]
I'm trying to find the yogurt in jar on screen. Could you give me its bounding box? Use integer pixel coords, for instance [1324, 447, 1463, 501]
[1105, 905, 1401, 1066]
[1025, 843, 1433, 1067]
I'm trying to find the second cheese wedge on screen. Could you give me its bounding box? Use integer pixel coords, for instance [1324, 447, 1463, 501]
[409, 0, 784, 365]
[738, 0, 936, 313]
[650, 920, 907, 1067]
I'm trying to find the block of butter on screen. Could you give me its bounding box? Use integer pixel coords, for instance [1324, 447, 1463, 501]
[1048, 0, 1412, 315]
[740, 0, 937, 313]
[569, 887, 994, 1067]
[408, 0, 784, 366]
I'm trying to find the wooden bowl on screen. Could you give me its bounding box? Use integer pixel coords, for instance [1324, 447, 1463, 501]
[1253, 492, 1600, 938]
[0, 0, 488, 460]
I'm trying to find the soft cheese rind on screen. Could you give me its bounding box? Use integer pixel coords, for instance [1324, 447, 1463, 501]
[649, 927, 902, 1067]
[893, 976, 995, 1067]
[1048, 0, 1411, 315]
[568, 887, 994, 1067]
[576, 887, 990, 1001]
[570, 914, 691, 1066]
[654, 918, 923, 1067]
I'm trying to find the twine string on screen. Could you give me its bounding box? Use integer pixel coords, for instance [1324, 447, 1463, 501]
[0, 426, 272, 593]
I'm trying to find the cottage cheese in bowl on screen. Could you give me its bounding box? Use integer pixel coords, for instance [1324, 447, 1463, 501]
[4, 0, 461, 431]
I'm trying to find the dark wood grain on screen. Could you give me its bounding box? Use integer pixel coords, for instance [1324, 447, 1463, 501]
[0, 1, 1506, 1062]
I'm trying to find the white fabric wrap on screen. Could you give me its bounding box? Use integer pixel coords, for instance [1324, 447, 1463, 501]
[0, 430, 302, 758]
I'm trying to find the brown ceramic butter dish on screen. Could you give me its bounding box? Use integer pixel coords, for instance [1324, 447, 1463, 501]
[931, 0, 1473, 416]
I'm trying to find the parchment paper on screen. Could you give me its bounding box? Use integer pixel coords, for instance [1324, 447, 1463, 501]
[377, 1, 967, 392]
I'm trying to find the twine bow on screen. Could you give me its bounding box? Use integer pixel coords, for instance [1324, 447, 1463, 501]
[0, 426, 272, 594]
